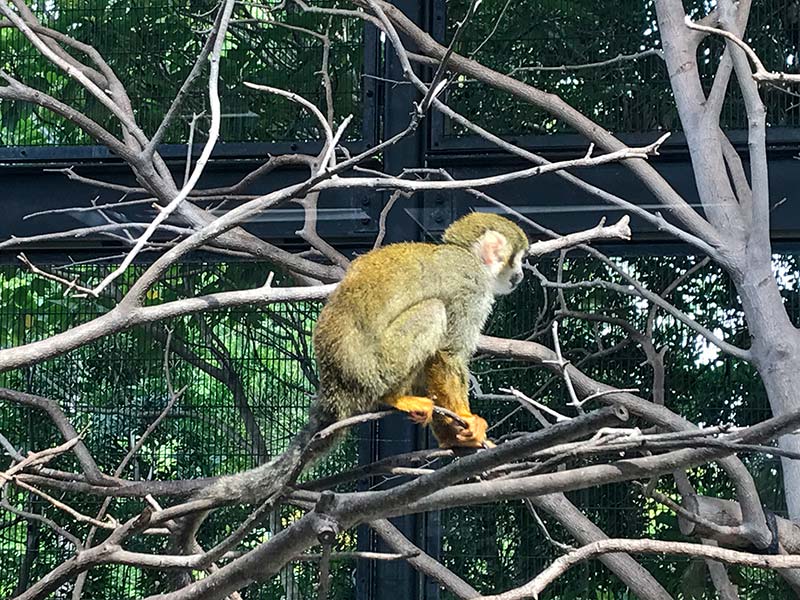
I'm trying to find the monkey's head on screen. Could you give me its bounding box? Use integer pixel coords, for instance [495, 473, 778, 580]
[443, 213, 529, 296]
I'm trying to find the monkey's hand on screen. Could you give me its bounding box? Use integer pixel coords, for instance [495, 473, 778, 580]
[386, 395, 435, 425]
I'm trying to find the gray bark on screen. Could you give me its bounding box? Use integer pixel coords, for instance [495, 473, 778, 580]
[734, 267, 800, 519]
[653, 0, 800, 521]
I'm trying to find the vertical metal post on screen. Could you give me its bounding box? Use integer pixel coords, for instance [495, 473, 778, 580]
[355, 1, 432, 599]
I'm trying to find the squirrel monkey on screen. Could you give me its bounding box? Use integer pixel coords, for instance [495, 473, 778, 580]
[313, 212, 528, 448]
[172, 213, 528, 564]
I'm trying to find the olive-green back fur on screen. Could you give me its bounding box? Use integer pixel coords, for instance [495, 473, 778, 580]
[313, 214, 527, 419]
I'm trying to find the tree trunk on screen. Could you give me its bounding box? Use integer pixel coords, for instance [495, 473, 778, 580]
[734, 263, 800, 519]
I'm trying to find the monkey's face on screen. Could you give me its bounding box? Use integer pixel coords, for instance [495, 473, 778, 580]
[474, 231, 526, 296]
[493, 249, 525, 296]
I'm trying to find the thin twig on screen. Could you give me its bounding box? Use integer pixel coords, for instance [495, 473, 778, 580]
[549, 322, 582, 413]
[7, 477, 117, 529]
[685, 16, 800, 84]
[184, 112, 206, 186]
[499, 387, 571, 422]
[509, 48, 663, 74]
[17, 253, 95, 297]
[527, 216, 632, 257]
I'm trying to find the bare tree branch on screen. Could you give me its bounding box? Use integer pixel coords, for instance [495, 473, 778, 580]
[490, 538, 800, 600]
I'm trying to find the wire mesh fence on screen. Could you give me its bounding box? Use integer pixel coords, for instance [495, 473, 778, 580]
[440, 0, 800, 138]
[5, 1, 800, 150]
[0, 263, 358, 599]
[0, 0, 366, 147]
[438, 253, 795, 599]
[0, 254, 797, 598]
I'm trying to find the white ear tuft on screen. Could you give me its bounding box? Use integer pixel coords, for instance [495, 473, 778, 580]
[474, 230, 508, 273]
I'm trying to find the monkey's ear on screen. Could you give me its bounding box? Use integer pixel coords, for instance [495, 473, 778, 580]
[475, 230, 508, 270]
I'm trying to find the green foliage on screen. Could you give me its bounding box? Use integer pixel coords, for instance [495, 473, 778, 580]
[8, 1, 799, 148]
[0, 262, 357, 599]
[1, 254, 799, 598]
[0, 0, 364, 147]
[442, 0, 800, 136]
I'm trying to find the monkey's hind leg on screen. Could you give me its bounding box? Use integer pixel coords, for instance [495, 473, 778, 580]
[426, 351, 490, 449]
[378, 299, 447, 426]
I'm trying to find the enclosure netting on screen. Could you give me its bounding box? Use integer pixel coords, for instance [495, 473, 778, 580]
[440, 0, 800, 138]
[1, 255, 797, 598]
[2, 1, 799, 147]
[0, 0, 366, 147]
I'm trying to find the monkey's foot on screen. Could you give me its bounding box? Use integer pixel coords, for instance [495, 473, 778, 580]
[435, 413, 489, 449]
[386, 395, 435, 425]
[454, 414, 489, 447]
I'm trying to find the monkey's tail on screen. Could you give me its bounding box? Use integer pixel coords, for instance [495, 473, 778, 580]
[171, 402, 337, 588]
[205, 401, 339, 505]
